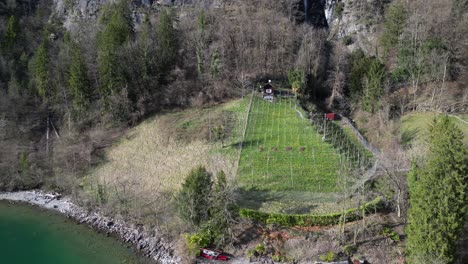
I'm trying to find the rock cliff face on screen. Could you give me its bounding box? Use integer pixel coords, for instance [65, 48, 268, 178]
[323, 0, 338, 28]
[52, 0, 223, 30]
[52, 0, 156, 30]
[308, 0, 328, 27]
[284, 0, 328, 27]
[55, 0, 330, 30]
[324, 0, 392, 54]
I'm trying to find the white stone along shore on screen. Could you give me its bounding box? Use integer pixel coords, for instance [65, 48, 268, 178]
[0, 190, 180, 264]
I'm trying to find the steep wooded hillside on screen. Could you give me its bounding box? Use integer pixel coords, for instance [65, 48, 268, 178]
[1, 0, 467, 263]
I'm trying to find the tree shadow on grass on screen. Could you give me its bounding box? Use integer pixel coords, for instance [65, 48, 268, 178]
[229, 139, 265, 150]
[401, 128, 419, 148]
[237, 187, 283, 210]
[282, 204, 318, 214]
[236, 187, 317, 214]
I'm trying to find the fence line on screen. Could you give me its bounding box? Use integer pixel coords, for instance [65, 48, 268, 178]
[340, 116, 380, 156]
[235, 89, 255, 176]
[448, 114, 468, 125]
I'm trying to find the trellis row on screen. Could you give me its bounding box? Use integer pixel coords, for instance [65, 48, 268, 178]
[238, 94, 348, 192]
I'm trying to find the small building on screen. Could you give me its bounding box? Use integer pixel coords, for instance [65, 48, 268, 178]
[325, 113, 337, 121]
[262, 80, 275, 102]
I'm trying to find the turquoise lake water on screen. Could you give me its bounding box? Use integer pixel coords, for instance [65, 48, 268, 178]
[0, 201, 149, 264]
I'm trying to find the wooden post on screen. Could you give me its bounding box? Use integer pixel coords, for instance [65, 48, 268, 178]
[266, 152, 270, 179]
[46, 115, 50, 154]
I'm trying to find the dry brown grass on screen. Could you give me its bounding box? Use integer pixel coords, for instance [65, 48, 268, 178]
[84, 99, 248, 224]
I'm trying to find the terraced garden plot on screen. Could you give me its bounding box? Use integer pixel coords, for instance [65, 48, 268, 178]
[238, 95, 344, 192]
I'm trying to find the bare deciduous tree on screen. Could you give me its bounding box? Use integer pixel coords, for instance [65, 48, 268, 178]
[327, 43, 349, 109]
[379, 142, 410, 218]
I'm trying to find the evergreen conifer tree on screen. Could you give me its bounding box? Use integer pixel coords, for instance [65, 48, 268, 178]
[3, 15, 19, 54]
[97, 0, 133, 99]
[381, 1, 407, 53]
[362, 59, 385, 113]
[349, 50, 371, 100]
[208, 170, 232, 247]
[406, 116, 467, 264]
[33, 41, 50, 100]
[175, 166, 212, 227]
[157, 9, 177, 81]
[69, 45, 90, 114]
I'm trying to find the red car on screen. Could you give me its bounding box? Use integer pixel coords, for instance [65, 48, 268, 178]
[200, 248, 229, 261]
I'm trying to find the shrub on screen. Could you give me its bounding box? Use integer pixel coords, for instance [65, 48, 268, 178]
[255, 243, 267, 255]
[272, 254, 289, 262]
[334, 2, 345, 18]
[320, 251, 337, 262]
[343, 35, 353, 46]
[344, 244, 358, 255]
[246, 249, 257, 258]
[185, 229, 212, 255]
[382, 226, 400, 242]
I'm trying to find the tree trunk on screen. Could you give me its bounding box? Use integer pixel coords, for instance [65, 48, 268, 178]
[397, 188, 401, 218]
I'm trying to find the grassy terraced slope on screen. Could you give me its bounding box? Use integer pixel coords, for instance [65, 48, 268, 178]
[238, 95, 343, 192]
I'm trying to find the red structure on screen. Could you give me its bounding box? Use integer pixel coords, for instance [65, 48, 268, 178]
[200, 248, 229, 261]
[325, 113, 336, 120]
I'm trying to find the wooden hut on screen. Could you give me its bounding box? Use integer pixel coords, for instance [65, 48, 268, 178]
[262, 80, 275, 101]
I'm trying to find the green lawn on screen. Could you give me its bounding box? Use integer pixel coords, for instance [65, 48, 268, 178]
[238, 95, 343, 193]
[401, 112, 468, 146]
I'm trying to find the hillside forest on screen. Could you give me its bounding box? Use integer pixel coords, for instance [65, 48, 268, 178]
[0, 0, 467, 263]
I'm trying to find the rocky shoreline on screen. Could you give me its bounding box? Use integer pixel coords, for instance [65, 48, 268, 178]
[0, 190, 180, 264]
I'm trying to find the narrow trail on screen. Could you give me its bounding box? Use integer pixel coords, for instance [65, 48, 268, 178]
[235, 90, 255, 176]
[448, 113, 468, 125]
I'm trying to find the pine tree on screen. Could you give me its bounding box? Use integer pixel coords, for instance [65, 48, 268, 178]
[349, 50, 371, 100]
[362, 59, 385, 113]
[381, 1, 407, 53]
[288, 69, 305, 95]
[208, 170, 232, 247]
[210, 49, 220, 79]
[139, 15, 160, 88]
[214, 170, 227, 194]
[175, 166, 212, 227]
[3, 15, 19, 54]
[195, 10, 208, 76]
[69, 45, 90, 114]
[157, 9, 178, 81]
[97, 0, 133, 99]
[140, 15, 153, 82]
[406, 116, 468, 264]
[33, 41, 50, 99]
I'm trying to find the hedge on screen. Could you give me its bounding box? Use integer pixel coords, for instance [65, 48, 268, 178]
[239, 197, 385, 227]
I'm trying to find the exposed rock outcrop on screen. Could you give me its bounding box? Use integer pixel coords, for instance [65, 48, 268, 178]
[52, 0, 155, 30]
[52, 0, 223, 30]
[288, 0, 328, 27]
[325, 0, 392, 54]
[308, 0, 328, 27]
[0, 191, 180, 264]
[323, 0, 338, 28]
